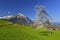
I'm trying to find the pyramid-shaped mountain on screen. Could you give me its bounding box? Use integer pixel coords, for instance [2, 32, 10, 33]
[1, 13, 33, 25]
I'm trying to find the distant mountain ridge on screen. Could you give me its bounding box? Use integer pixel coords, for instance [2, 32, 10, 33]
[0, 13, 33, 25]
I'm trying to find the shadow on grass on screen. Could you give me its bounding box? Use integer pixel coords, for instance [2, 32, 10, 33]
[39, 31, 53, 36]
[0, 24, 13, 27]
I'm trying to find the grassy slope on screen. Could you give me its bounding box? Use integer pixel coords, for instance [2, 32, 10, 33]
[0, 20, 12, 25]
[0, 20, 60, 40]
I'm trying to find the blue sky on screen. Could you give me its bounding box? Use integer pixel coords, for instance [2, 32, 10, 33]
[0, 0, 60, 22]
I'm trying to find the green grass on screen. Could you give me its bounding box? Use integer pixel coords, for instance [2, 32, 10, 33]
[0, 20, 12, 25]
[0, 20, 60, 40]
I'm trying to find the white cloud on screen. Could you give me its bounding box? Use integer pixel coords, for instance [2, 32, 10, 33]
[0, 17, 3, 19]
[0, 15, 13, 19]
[8, 11, 11, 14]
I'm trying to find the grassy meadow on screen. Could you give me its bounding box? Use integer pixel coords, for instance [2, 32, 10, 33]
[0, 20, 60, 40]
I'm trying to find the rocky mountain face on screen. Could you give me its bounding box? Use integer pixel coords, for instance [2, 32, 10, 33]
[1, 13, 33, 25]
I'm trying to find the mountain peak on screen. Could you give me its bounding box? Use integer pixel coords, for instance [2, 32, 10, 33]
[17, 13, 25, 16]
[16, 12, 26, 18]
[0, 13, 33, 25]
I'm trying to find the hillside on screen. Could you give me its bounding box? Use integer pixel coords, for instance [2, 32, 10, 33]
[0, 20, 60, 40]
[0, 13, 33, 25]
[0, 20, 12, 25]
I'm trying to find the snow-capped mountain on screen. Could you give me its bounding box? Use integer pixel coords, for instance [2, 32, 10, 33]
[0, 15, 13, 19]
[16, 13, 26, 18]
[0, 13, 33, 25]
